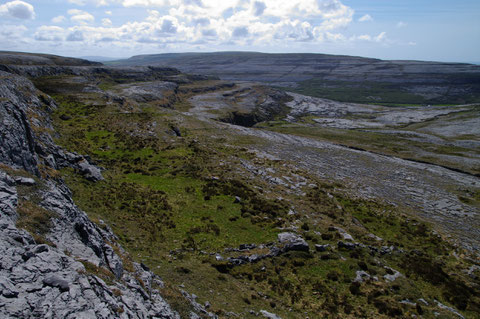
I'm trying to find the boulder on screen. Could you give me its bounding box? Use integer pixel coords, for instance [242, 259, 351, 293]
[278, 232, 309, 252]
[78, 160, 104, 182]
[14, 177, 36, 186]
[42, 275, 70, 292]
[260, 310, 282, 319]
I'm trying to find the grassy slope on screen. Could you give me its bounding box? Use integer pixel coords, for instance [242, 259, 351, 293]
[33, 74, 480, 318]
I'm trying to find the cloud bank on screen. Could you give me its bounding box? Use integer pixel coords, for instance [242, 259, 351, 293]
[0, 0, 394, 56]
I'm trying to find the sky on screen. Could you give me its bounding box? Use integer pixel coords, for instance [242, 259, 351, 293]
[0, 0, 479, 62]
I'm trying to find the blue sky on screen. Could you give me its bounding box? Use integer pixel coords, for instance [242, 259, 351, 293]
[0, 0, 478, 62]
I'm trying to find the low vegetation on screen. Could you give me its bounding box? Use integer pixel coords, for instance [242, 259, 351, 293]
[40, 74, 480, 318]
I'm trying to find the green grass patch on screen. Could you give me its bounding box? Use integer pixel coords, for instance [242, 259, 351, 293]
[16, 200, 57, 245]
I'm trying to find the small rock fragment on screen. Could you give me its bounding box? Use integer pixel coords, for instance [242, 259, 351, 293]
[14, 177, 36, 186]
[260, 310, 282, 319]
[315, 244, 330, 252]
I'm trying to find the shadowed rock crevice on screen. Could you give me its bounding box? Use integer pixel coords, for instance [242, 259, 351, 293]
[221, 111, 259, 127]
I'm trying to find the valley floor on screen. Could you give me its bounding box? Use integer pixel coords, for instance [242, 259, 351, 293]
[187, 85, 480, 253]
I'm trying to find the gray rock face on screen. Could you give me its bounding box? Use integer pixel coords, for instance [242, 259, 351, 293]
[0, 171, 18, 220]
[277, 232, 309, 252]
[0, 71, 40, 174]
[0, 70, 103, 181]
[0, 170, 179, 318]
[117, 81, 178, 103]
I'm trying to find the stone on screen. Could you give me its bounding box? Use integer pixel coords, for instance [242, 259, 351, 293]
[315, 244, 330, 252]
[353, 271, 371, 283]
[277, 232, 309, 252]
[0, 171, 18, 220]
[337, 241, 357, 250]
[14, 177, 36, 186]
[367, 233, 383, 242]
[77, 160, 104, 182]
[43, 275, 70, 292]
[171, 126, 182, 137]
[435, 300, 465, 319]
[239, 243, 256, 250]
[383, 267, 403, 282]
[44, 154, 57, 168]
[33, 244, 49, 254]
[103, 244, 124, 279]
[0, 276, 19, 298]
[334, 227, 354, 241]
[260, 310, 282, 319]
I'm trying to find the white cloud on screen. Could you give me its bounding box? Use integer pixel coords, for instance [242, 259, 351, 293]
[52, 15, 66, 23]
[68, 0, 87, 5]
[102, 18, 112, 26]
[34, 26, 65, 41]
[68, 0, 116, 5]
[358, 14, 372, 22]
[123, 0, 167, 6]
[357, 34, 371, 41]
[0, 24, 27, 38]
[68, 9, 95, 25]
[67, 30, 84, 41]
[397, 21, 407, 28]
[354, 31, 387, 43]
[374, 31, 386, 42]
[0, 1, 35, 19]
[27, 0, 400, 53]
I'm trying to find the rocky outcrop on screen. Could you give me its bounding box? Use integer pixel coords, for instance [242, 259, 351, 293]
[117, 81, 178, 106]
[0, 171, 179, 318]
[0, 64, 180, 83]
[218, 86, 292, 127]
[0, 71, 41, 174]
[0, 51, 101, 66]
[277, 232, 309, 252]
[0, 70, 104, 180]
[0, 68, 196, 318]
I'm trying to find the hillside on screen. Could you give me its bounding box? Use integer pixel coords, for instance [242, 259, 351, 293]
[0, 51, 102, 66]
[111, 52, 480, 105]
[0, 51, 479, 318]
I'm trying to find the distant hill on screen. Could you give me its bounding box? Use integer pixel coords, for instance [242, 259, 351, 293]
[80, 56, 123, 62]
[111, 52, 480, 105]
[0, 51, 102, 66]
